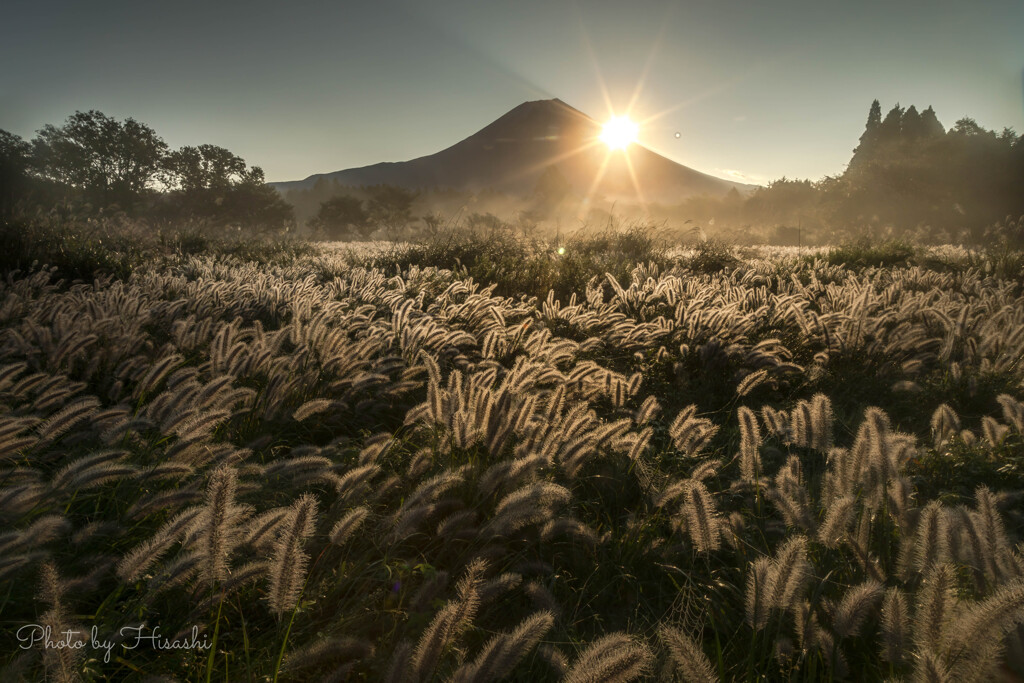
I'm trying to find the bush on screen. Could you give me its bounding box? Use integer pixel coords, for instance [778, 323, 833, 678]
[0, 213, 318, 284]
[823, 238, 916, 268]
[686, 238, 740, 273]
[359, 224, 670, 300]
[0, 212, 148, 282]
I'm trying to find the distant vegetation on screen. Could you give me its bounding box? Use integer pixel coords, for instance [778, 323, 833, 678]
[1, 110, 293, 231]
[283, 101, 1024, 247]
[4, 100, 1022, 249]
[658, 101, 1024, 245]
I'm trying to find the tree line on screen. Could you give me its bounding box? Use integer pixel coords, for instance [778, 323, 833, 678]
[664, 101, 1024, 244]
[1, 110, 293, 231]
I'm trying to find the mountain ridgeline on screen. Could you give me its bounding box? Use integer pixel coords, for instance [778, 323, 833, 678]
[274, 99, 753, 225]
[279, 99, 1024, 244]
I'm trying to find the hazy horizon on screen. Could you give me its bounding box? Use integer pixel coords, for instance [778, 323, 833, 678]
[2, 0, 1022, 186]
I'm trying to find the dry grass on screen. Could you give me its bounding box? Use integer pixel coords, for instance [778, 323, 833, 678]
[1, 225, 1024, 680]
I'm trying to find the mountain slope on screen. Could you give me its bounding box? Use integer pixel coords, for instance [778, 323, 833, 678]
[273, 99, 753, 203]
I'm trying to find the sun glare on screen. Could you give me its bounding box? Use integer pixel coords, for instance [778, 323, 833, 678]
[600, 116, 639, 150]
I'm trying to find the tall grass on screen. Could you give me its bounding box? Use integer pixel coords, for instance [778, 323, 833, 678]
[1, 217, 1024, 680]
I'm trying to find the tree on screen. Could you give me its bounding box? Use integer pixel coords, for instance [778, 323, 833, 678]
[367, 185, 417, 239]
[31, 110, 167, 209]
[901, 105, 924, 142]
[853, 99, 883, 159]
[466, 211, 504, 234]
[951, 117, 989, 138]
[218, 166, 294, 233]
[164, 144, 248, 192]
[421, 211, 444, 238]
[310, 195, 370, 239]
[160, 145, 293, 231]
[0, 130, 31, 215]
[877, 104, 904, 143]
[920, 106, 945, 138]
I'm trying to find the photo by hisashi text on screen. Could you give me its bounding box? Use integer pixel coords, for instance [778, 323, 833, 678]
[16, 624, 211, 664]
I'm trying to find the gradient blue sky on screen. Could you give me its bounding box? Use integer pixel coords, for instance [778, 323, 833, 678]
[2, 0, 1021, 185]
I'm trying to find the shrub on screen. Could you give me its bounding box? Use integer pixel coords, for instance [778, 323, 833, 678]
[0, 212, 147, 281]
[823, 238, 916, 268]
[686, 238, 740, 273]
[359, 224, 670, 300]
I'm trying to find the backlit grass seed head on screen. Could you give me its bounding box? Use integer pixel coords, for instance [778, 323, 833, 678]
[767, 536, 812, 617]
[736, 368, 768, 397]
[116, 507, 203, 583]
[266, 493, 318, 616]
[451, 610, 555, 683]
[281, 636, 374, 678]
[810, 393, 834, 451]
[790, 401, 812, 448]
[973, 485, 1009, 581]
[563, 632, 654, 683]
[981, 416, 1009, 446]
[477, 572, 522, 605]
[681, 480, 721, 553]
[200, 466, 241, 586]
[944, 577, 1024, 681]
[818, 495, 857, 548]
[669, 405, 720, 457]
[832, 580, 884, 639]
[488, 482, 572, 537]
[659, 623, 718, 683]
[996, 393, 1024, 433]
[738, 406, 762, 482]
[880, 586, 909, 664]
[910, 501, 951, 577]
[746, 556, 774, 630]
[242, 508, 290, 550]
[634, 395, 661, 425]
[761, 406, 790, 441]
[412, 559, 487, 681]
[329, 506, 370, 547]
[931, 404, 961, 448]
[913, 563, 959, 654]
[39, 561, 83, 682]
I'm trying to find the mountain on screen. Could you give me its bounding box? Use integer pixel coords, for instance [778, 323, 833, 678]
[272, 99, 753, 204]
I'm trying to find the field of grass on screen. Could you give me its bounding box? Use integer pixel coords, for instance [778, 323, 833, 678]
[2, 220, 1024, 681]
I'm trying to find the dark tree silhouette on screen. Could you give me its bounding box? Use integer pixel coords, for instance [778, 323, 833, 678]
[920, 106, 945, 138]
[0, 130, 31, 216]
[217, 166, 294, 232]
[160, 144, 293, 231]
[901, 105, 924, 142]
[367, 185, 417, 238]
[310, 194, 370, 239]
[877, 104, 904, 144]
[852, 99, 883, 163]
[31, 110, 167, 209]
[164, 145, 248, 192]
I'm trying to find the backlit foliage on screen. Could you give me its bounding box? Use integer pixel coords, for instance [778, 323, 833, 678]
[2, 240, 1024, 681]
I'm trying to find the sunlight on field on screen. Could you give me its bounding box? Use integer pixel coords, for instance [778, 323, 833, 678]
[3, 235, 1024, 680]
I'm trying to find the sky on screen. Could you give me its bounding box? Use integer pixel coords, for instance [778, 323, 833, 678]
[2, 0, 1022, 185]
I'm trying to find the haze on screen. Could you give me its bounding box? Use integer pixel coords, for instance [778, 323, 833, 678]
[2, 0, 1021, 184]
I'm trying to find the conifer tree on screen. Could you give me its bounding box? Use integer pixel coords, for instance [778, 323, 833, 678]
[852, 100, 883, 164]
[920, 106, 945, 138]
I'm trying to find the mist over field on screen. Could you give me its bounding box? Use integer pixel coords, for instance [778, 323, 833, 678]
[3, 2, 1024, 677]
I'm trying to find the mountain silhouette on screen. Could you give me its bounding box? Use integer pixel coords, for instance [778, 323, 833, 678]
[273, 99, 752, 203]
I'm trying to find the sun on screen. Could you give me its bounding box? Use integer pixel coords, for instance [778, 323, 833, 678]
[599, 116, 639, 150]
